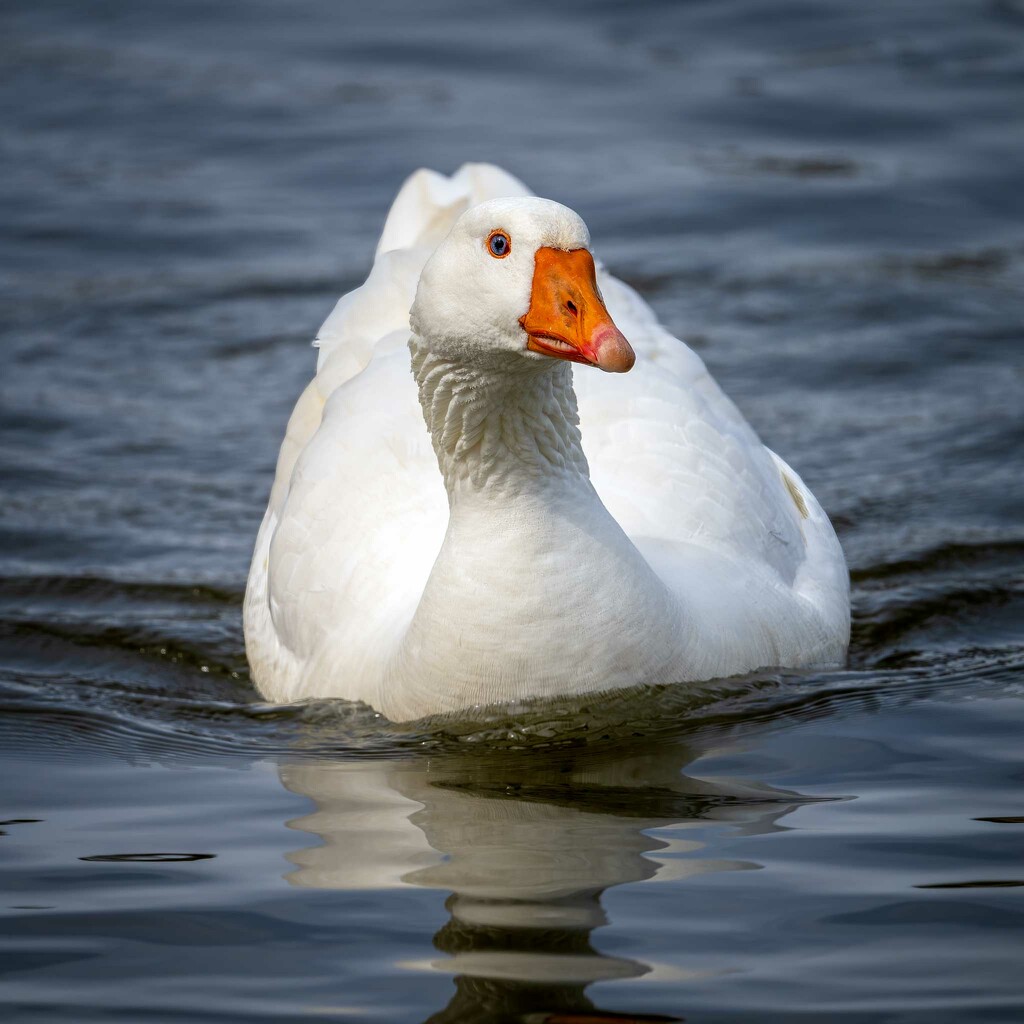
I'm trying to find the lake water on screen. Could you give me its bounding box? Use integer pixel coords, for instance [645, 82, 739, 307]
[2, 1, 1023, 1021]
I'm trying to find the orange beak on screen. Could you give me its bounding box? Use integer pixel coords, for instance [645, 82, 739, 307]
[519, 247, 635, 373]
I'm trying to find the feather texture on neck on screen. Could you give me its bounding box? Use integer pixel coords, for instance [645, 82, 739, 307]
[409, 335, 589, 495]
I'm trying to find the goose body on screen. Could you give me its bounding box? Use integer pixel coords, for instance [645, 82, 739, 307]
[244, 164, 849, 721]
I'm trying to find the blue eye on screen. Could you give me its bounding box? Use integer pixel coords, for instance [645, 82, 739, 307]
[487, 230, 511, 258]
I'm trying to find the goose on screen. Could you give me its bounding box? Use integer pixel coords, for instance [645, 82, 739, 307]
[244, 163, 849, 722]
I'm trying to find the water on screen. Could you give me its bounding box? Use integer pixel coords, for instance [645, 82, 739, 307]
[2, 0, 1023, 1020]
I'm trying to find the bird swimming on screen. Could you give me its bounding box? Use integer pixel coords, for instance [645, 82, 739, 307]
[244, 163, 850, 722]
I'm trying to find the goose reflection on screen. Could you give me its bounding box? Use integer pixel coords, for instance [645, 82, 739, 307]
[276, 734, 805, 1023]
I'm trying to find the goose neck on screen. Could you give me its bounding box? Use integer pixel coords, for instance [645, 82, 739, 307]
[409, 336, 591, 498]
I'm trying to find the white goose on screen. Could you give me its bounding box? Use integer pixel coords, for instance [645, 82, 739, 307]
[244, 163, 849, 722]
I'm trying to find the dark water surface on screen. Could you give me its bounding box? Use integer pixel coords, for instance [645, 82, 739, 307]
[2, 1, 1023, 1021]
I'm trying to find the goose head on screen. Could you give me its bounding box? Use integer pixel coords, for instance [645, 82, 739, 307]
[409, 196, 635, 374]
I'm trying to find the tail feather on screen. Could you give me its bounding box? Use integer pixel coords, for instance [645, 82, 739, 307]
[315, 163, 532, 371]
[375, 162, 531, 257]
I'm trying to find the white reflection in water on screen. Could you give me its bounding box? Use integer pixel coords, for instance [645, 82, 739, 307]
[275, 737, 812, 1022]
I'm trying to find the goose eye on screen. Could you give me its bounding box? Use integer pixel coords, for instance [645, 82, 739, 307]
[487, 230, 511, 258]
